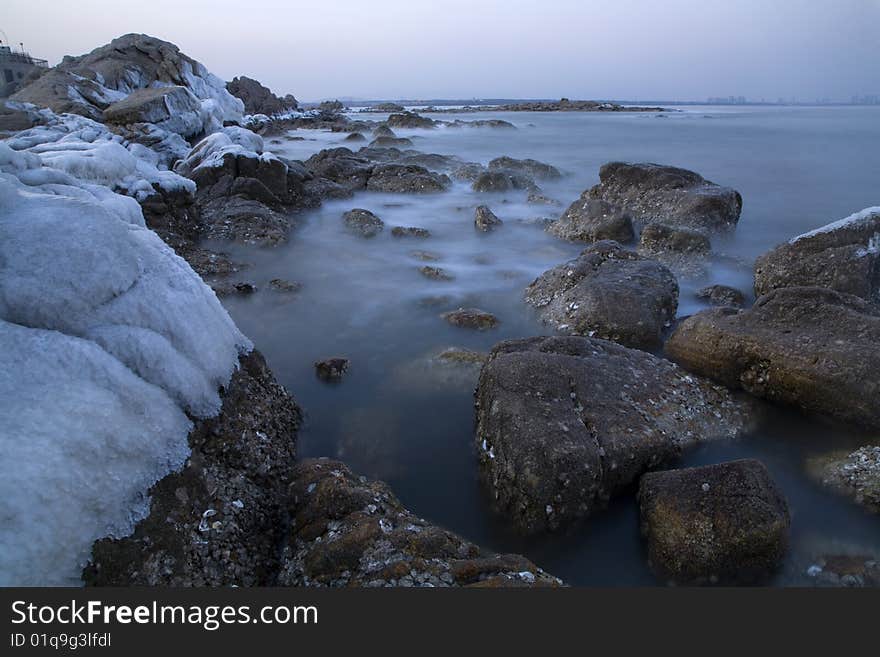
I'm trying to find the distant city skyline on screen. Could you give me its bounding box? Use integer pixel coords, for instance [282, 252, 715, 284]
[3, 0, 879, 102]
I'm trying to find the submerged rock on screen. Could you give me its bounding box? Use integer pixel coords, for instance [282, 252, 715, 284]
[665, 286, 880, 429]
[548, 197, 635, 244]
[277, 459, 562, 587]
[524, 241, 678, 350]
[638, 459, 790, 584]
[696, 284, 746, 308]
[488, 156, 561, 180]
[366, 164, 450, 193]
[475, 336, 756, 534]
[442, 307, 499, 330]
[806, 446, 880, 513]
[472, 170, 537, 193]
[344, 132, 367, 142]
[84, 351, 301, 585]
[269, 278, 302, 293]
[420, 266, 454, 281]
[754, 207, 880, 303]
[212, 280, 258, 297]
[343, 208, 384, 238]
[474, 205, 503, 232]
[368, 136, 414, 149]
[314, 358, 350, 382]
[392, 226, 431, 238]
[587, 162, 742, 234]
[410, 250, 441, 261]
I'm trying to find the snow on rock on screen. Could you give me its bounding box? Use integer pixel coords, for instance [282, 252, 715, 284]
[0, 119, 251, 584]
[10, 33, 244, 137]
[789, 206, 880, 244]
[175, 125, 282, 176]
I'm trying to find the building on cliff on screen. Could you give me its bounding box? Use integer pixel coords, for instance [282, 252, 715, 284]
[0, 42, 48, 97]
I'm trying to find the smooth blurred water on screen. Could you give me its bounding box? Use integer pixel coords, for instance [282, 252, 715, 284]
[216, 105, 880, 586]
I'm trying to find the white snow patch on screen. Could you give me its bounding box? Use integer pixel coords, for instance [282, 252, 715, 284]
[789, 206, 880, 244]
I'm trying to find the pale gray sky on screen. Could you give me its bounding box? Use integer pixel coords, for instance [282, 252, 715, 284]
[3, 0, 879, 101]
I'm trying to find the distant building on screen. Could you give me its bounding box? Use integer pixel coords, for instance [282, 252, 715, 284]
[0, 43, 48, 97]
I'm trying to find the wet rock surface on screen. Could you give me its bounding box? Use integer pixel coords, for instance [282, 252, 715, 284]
[696, 284, 746, 308]
[475, 336, 755, 534]
[314, 358, 351, 382]
[343, 208, 384, 238]
[392, 226, 431, 238]
[488, 156, 561, 180]
[524, 241, 678, 350]
[385, 111, 438, 129]
[83, 351, 302, 586]
[806, 446, 880, 513]
[754, 207, 880, 303]
[366, 164, 451, 193]
[587, 162, 742, 234]
[474, 204, 503, 232]
[638, 223, 711, 256]
[277, 459, 563, 587]
[665, 286, 880, 429]
[442, 307, 499, 330]
[472, 170, 537, 193]
[548, 197, 635, 244]
[638, 459, 790, 584]
[420, 266, 454, 281]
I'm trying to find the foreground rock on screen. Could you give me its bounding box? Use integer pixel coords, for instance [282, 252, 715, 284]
[227, 76, 297, 116]
[474, 205, 503, 232]
[665, 286, 880, 429]
[806, 446, 880, 513]
[588, 162, 742, 234]
[277, 459, 562, 587]
[638, 459, 790, 584]
[476, 336, 755, 534]
[442, 308, 499, 330]
[84, 352, 301, 585]
[754, 207, 880, 303]
[548, 197, 634, 244]
[343, 208, 384, 238]
[524, 241, 678, 350]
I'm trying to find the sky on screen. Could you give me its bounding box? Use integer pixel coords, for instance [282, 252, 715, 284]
[3, 0, 879, 101]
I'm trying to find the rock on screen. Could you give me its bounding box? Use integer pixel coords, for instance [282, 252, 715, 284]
[666, 286, 880, 428]
[587, 162, 742, 233]
[638, 223, 711, 256]
[488, 156, 561, 180]
[269, 278, 302, 294]
[386, 111, 437, 129]
[212, 280, 258, 297]
[475, 336, 756, 534]
[373, 102, 405, 112]
[524, 241, 679, 350]
[83, 351, 301, 585]
[804, 553, 880, 587]
[227, 76, 297, 115]
[276, 459, 562, 587]
[806, 446, 880, 513]
[527, 191, 560, 206]
[305, 148, 374, 191]
[368, 136, 414, 149]
[451, 163, 486, 182]
[344, 132, 367, 142]
[435, 347, 488, 366]
[696, 284, 746, 308]
[366, 164, 450, 193]
[754, 207, 880, 303]
[420, 266, 454, 281]
[638, 459, 790, 584]
[318, 100, 344, 112]
[392, 226, 431, 238]
[314, 358, 350, 382]
[399, 152, 462, 171]
[410, 250, 441, 262]
[102, 86, 202, 132]
[548, 198, 634, 243]
[373, 125, 396, 138]
[343, 208, 384, 238]
[441, 308, 499, 330]
[472, 170, 536, 193]
[474, 205, 503, 232]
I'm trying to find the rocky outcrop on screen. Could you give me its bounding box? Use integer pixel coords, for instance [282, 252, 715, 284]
[305, 147, 374, 192]
[83, 351, 302, 586]
[488, 156, 561, 180]
[227, 76, 297, 116]
[587, 162, 742, 234]
[638, 459, 790, 584]
[548, 197, 634, 243]
[386, 111, 437, 129]
[102, 86, 203, 136]
[474, 205, 503, 232]
[665, 286, 880, 429]
[343, 208, 384, 238]
[524, 241, 678, 350]
[366, 164, 450, 193]
[754, 207, 880, 303]
[475, 336, 755, 534]
[806, 446, 880, 513]
[277, 459, 562, 587]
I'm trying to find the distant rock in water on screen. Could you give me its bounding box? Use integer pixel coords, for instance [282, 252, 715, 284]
[472, 170, 536, 193]
[227, 75, 298, 116]
[343, 208, 384, 238]
[277, 459, 563, 587]
[392, 226, 431, 238]
[524, 241, 678, 350]
[548, 198, 634, 244]
[442, 307, 499, 330]
[373, 102, 405, 112]
[638, 459, 790, 584]
[344, 132, 367, 142]
[488, 156, 561, 180]
[665, 286, 880, 429]
[314, 358, 350, 381]
[754, 207, 880, 303]
[386, 111, 437, 129]
[588, 162, 742, 234]
[493, 98, 665, 112]
[318, 99, 344, 112]
[474, 205, 503, 232]
[475, 336, 756, 534]
[366, 164, 450, 193]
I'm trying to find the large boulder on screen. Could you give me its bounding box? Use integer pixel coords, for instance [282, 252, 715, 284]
[754, 207, 880, 303]
[806, 446, 880, 513]
[386, 111, 437, 129]
[548, 197, 634, 243]
[638, 459, 790, 584]
[343, 208, 384, 238]
[277, 459, 562, 587]
[587, 162, 742, 233]
[488, 156, 561, 180]
[475, 336, 755, 534]
[102, 86, 205, 137]
[83, 351, 302, 586]
[227, 75, 297, 116]
[665, 286, 880, 429]
[366, 164, 450, 193]
[524, 241, 678, 350]
[305, 147, 374, 191]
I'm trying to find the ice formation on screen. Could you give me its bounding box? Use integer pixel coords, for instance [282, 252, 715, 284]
[789, 206, 880, 244]
[0, 102, 251, 584]
[175, 125, 283, 176]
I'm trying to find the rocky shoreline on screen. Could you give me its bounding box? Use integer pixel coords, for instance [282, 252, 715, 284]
[2, 33, 878, 588]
